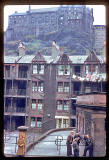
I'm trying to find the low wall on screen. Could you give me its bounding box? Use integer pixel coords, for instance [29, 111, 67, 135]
[26, 127, 75, 153]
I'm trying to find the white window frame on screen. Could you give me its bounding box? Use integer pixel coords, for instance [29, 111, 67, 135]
[58, 65, 64, 75]
[64, 83, 69, 92]
[38, 82, 43, 92]
[38, 100, 43, 110]
[39, 65, 44, 74]
[57, 105, 63, 110]
[37, 118, 42, 128]
[58, 82, 63, 92]
[64, 105, 69, 111]
[86, 65, 88, 74]
[64, 65, 70, 75]
[33, 65, 37, 74]
[31, 99, 36, 109]
[30, 117, 35, 127]
[63, 119, 69, 128]
[64, 101, 69, 111]
[32, 82, 37, 91]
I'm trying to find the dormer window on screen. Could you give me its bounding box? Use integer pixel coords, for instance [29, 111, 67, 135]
[94, 65, 98, 74]
[33, 65, 37, 74]
[33, 64, 44, 74]
[58, 65, 70, 75]
[85, 65, 89, 74]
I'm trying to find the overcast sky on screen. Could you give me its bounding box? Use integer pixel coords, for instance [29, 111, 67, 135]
[4, 5, 106, 31]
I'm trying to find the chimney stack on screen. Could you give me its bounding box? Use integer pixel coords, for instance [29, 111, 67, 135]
[52, 41, 60, 60]
[18, 41, 26, 56]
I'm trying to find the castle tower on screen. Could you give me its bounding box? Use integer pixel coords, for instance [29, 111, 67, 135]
[29, 5, 31, 12]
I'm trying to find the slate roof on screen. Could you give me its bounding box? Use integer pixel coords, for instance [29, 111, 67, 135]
[4, 56, 21, 63]
[11, 12, 27, 16]
[17, 55, 35, 63]
[31, 7, 59, 13]
[4, 55, 104, 64]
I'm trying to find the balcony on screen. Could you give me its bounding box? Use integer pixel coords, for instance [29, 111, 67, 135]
[5, 89, 28, 97]
[4, 71, 30, 80]
[5, 106, 26, 113]
[4, 72, 10, 79]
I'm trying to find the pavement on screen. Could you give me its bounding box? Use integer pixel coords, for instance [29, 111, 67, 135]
[4, 130, 89, 157]
[26, 130, 87, 157]
[4, 131, 41, 156]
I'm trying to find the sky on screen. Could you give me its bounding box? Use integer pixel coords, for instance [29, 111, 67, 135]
[4, 5, 106, 31]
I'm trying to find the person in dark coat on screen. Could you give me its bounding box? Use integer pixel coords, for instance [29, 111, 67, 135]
[73, 137, 80, 157]
[74, 133, 81, 146]
[66, 131, 74, 156]
[83, 134, 93, 157]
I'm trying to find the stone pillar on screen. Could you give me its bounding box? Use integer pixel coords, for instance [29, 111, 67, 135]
[17, 126, 28, 157]
[93, 118, 106, 157]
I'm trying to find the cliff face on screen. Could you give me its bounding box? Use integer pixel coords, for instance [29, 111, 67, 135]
[4, 28, 93, 56]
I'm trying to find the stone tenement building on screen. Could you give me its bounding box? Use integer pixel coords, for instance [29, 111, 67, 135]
[6, 5, 95, 52]
[76, 93, 106, 156]
[4, 42, 106, 132]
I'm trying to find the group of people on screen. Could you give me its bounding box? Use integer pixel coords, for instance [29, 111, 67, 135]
[66, 131, 93, 157]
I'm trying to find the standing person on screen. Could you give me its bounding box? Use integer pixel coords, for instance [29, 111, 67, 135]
[73, 137, 80, 157]
[74, 133, 81, 146]
[17, 135, 25, 157]
[83, 134, 93, 157]
[66, 131, 74, 156]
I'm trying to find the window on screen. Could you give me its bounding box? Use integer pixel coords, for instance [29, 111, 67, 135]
[57, 82, 69, 93]
[39, 65, 44, 74]
[95, 65, 98, 74]
[63, 119, 69, 128]
[60, 16, 64, 20]
[64, 101, 69, 111]
[38, 17, 44, 24]
[58, 65, 64, 75]
[45, 16, 50, 23]
[85, 65, 89, 74]
[58, 65, 70, 75]
[33, 64, 44, 74]
[5, 66, 10, 77]
[33, 65, 37, 74]
[38, 100, 43, 110]
[38, 82, 43, 92]
[57, 100, 63, 110]
[32, 81, 44, 92]
[32, 82, 37, 91]
[64, 82, 69, 92]
[30, 117, 35, 127]
[31, 99, 36, 109]
[58, 82, 63, 92]
[37, 117, 42, 128]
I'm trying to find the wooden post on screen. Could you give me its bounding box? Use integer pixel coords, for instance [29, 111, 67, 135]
[17, 126, 28, 157]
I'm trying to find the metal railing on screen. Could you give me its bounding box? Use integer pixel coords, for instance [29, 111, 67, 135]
[4, 133, 18, 154]
[26, 135, 85, 156]
[5, 107, 26, 113]
[5, 89, 27, 96]
[4, 71, 30, 79]
[18, 72, 29, 78]
[4, 131, 85, 156]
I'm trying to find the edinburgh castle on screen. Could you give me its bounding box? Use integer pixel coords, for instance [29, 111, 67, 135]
[5, 5, 106, 55]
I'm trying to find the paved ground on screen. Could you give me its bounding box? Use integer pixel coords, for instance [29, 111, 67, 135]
[4, 131, 41, 156]
[4, 130, 89, 157]
[26, 129, 87, 157]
